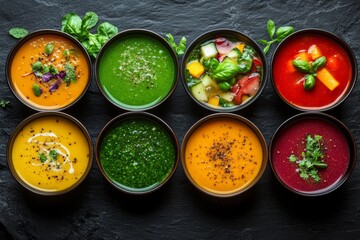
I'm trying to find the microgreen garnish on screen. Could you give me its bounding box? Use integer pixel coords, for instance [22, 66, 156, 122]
[39, 153, 47, 163]
[292, 56, 327, 90]
[0, 99, 10, 109]
[166, 33, 187, 56]
[9, 27, 28, 39]
[258, 19, 295, 54]
[49, 150, 59, 160]
[288, 134, 327, 182]
[61, 11, 118, 58]
[64, 62, 76, 85]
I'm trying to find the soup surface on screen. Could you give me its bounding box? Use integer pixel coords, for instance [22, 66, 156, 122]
[273, 33, 352, 109]
[271, 118, 350, 193]
[184, 118, 263, 195]
[99, 118, 176, 191]
[10, 34, 90, 110]
[11, 116, 91, 192]
[98, 35, 176, 109]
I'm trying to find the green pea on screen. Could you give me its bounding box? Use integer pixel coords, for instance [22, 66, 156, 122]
[304, 74, 315, 90]
[218, 82, 231, 91]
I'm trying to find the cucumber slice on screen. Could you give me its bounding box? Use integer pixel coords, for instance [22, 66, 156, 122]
[200, 42, 218, 59]
[201, 74, 216, 88]
[227, 48, 242, 61]
[219, 92, 234, 102]
[191, 82, 208, 102]
[222, 56, 237, 64]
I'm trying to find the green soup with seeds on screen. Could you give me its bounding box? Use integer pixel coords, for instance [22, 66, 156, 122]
[98, 35, 176, 109]
[99, 118, 176, 191]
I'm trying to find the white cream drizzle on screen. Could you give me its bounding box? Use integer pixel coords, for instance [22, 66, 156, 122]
[27, 132, 74, 174]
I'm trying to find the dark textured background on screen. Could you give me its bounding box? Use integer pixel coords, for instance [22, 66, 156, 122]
[1, 0, 359, 239]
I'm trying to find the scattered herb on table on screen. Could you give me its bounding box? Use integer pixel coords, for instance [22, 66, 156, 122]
[9, 27, 28, 39]
[61, 11, 118, 58]
[288, 134, 327, 182]
[292, 56, 327, 90]
[258, 19, 295, 54]
[166, 33, 187, 56]
[0, 99, 10, 109]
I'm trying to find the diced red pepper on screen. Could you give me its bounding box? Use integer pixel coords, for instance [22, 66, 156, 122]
[242, 76, 259, 96]
[233, 91, 243, 105]
[253, 57, 262, 67]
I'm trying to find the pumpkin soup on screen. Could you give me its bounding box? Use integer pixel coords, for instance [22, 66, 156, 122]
[183, 115, 266, 196]
[8, 31, 90, 110]
[9, 113, 92, 193]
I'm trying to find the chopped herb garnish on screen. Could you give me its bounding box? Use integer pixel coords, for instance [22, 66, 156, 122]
[64, 62, 76, 85]
[32, 83, 43, 97]
[39, 153, 47, 163]
[32, 61, 43, 71]
[45, 43, 54, 55]
[288, 134, 327, 182]
[49, 150, 59, 160]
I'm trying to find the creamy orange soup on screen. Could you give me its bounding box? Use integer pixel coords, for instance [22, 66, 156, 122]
[185, 118, 263, 195]
[11, 115, 91, 192]
[10, 34, 90, 110]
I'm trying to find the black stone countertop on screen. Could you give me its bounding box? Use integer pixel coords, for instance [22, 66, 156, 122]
[1, 0, 359, 239]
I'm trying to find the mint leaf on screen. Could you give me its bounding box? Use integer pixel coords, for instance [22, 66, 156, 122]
[9, 28, 28, 39]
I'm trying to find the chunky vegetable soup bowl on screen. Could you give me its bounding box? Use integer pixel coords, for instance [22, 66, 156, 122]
[95, 112, 179, 194]
[271, 29, 357, 111]
[269, 112, 356, 196]
[95, 29, 179, 111]
[181, 29, 267, 112]
[181, 113, 268, 197]
[6, 29, 92, 112]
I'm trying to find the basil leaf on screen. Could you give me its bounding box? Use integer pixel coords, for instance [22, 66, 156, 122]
[311, 56, 327, 72]
[292, 59, 312, 73]
[263, 44, 270, 54]
[176, 36, 187, 55]
[238, 52, 253, 73]
[267, 19, 276, 39]
[32, 83, 43, 97]
[81, 11, 98, 32]
[213, 61, 240, 81]
[166, 33, 176, 49]
[32, 61, 43, 71]
[258, 39, 269, 45]
[45, 43, 54, 55]
[202, 58, 219, 72]
[97, 22, 118, 39]
[9, 28, 28, 39]
[304, 74, 315, 90]
[61, 13, 82, 37]
[276, 26, 295, 41]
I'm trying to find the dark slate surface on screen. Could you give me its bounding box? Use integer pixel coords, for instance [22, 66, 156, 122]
[1, 0, 360, 239]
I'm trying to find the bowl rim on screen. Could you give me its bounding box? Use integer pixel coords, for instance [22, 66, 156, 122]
[268, 111, 357, 197]
[5, 29, 92, 112]
[6, 111, 94, 196]
[270, 28, 358, 112]
[94, 28, 179, 112]
[181, 113, 268, 197]
[95, 111, 180, 195]
[181, 28, 268, 113]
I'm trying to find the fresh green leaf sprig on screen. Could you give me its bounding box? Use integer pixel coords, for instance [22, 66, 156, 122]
[9, 27, 28, 39]
[289, 134, 327, 182]
[38, 150, 59, 163]
[0, 99, 10, 109]
[166, 33, 187, 56]
[258, 19, 295, 54]
[61, 12, 118, 58]
[293, 56, 326, 90]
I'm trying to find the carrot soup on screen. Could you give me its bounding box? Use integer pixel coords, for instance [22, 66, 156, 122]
[183, 115, 266, 196]
[8, 113, 92, 194]
[8, 31, 90, 110]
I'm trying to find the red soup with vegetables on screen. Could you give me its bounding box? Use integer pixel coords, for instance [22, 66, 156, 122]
[272, 33, 352, 110]
[271, 118, 350, 193]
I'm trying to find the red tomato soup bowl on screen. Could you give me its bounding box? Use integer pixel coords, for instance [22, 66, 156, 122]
[271, 29, 357, 111]
[6, 29, 91, 112]
[181, 29, 267, 112]
[269, 112, 356, 196]
[181, 113, 268, 197]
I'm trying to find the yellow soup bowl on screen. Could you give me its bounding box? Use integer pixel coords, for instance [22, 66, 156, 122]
[7, 112, 93, 195]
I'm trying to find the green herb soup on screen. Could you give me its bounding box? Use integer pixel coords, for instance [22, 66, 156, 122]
[98, 35, 176, 109]
[99, 118, 176, 191]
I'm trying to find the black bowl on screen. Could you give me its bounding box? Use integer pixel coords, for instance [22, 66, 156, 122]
[95, 29, 179, 112]
[5, 29, 91, 112]
[95, 112, 179, 194]
[269, 112, 356, 196]
[181, 29, 267, 112]
[271, 28, 357, 111]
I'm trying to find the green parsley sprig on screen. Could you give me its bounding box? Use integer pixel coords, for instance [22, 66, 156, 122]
[166, 33, 187, 56]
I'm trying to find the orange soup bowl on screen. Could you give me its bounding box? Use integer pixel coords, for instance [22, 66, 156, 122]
[7, 112, 93, 196]
[181, 113, 268, 197]
[6, 30, 91, 111]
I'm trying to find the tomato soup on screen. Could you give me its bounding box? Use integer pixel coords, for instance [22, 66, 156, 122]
[9, 32, 90, 110]
[272, 31, 353, 110]
[97, 32, 177, 110]
[9, 113, 92, 193]
[184, 116, 265, 195]
[271, 116, 351, 194]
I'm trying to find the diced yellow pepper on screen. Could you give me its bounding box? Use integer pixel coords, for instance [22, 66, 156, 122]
[241, 95, 250, 103]
[316, 68, 339, 91]
[187, 61, 204, 78]
[208, 96, 220, 107]
[294, 52, 311, 62]
[308, 44, 322, 60]
[287, 60, 296, 73]
[236, 43, 246, 53]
